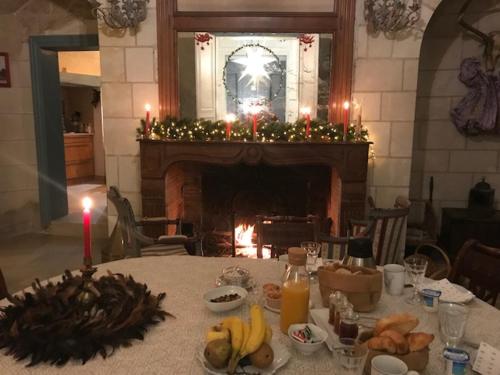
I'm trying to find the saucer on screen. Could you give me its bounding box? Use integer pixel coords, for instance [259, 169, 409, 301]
[215, 275, 257, 290]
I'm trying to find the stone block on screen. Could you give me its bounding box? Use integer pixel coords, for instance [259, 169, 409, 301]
[98, 28, 136, 47]
[0, 88, 23, 114]
[466, 136, 500, 150]
[355, 25, 368, 58]
[364, 122, 391, 157]
[373, 157, 412, 187]
[118, 156, 141, 193]
[125, 47, 155, 82]
[449, 151, 498, 173]
[0, 114, 24, 140]
[367, 33, 393, 58]
[105, 155, 119, 187]
[375, 187, 410, 208]
[419, 121, 465, 149]
[419, 37, 462, 70]
[132, 83, 159, 118]
[100, 47, 125, 82]
[423, 173, 473, 201]
[381, 92, 416, 121]
[103, 118, 140, 156]
[392, 35, 422, 58]
[417, 70, 466, 97]
[422, 150, 450, 172]
[409, 171, 423, 199]
[354, 59, 403, 92]
[136, 8, 157, 46]
[0, 140, 37, 166]
[390, 122, 414, 157]
[403, 59, 419, 91]
[101, 83, 133, 118]
[415, 97, 451, 120]
[352, 92, 381, 121]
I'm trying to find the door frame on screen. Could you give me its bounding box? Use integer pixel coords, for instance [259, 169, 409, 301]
[30, 34, 99, 227]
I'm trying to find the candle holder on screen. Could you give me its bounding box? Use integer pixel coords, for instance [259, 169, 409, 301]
[77, 257, 99, 308]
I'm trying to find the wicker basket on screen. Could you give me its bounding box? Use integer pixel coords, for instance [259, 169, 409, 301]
[317, 263, 383, 312]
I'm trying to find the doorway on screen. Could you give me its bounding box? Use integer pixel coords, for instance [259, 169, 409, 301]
[29, 35, 105, 231]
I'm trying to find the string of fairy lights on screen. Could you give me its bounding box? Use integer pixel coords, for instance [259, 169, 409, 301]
[137, 117, 369, 143]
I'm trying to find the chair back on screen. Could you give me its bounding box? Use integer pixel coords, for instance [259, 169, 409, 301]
[255, 215, 320, 259]
[319, 235, 349, 261]
[450, 239, 500, 306]
[0, 268, 8, 300]
[367, 207, 409, 265]
[108, 186, 141, 257]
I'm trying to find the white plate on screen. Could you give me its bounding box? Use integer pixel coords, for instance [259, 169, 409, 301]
[197, 340, 291, 375]
[418, 279, 475, 304]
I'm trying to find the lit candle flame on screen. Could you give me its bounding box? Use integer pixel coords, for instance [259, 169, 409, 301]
[144, 103, 152, 111]
[343, 101, 350, 110]
[300, 107, 311, 115]
[225, 113, 237, 123]
[82, 197, 93, 212]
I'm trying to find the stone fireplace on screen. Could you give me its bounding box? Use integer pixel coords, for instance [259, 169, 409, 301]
[139, 140, 370, 249]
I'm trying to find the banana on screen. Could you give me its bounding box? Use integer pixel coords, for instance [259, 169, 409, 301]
[242, 304, 267, 356]
[265, 324, 273, 343]
[222, 317, 244, 355]
[242, 322, 250, 349]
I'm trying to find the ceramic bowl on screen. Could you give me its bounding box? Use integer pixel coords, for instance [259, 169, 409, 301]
[221, 266, 250, 287]
[203, 285, 248, 313]
[287, 324, 328, 355]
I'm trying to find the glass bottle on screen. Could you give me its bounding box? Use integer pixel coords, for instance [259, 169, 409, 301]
[280, 247, 310, 334]
[328, 291, 345, 325]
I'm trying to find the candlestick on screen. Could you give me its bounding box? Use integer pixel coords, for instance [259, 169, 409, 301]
[300, 107, 312, 139]
[343, 101, 350, 142]
[82, 197, 92, 262]
[225, 113, 236, 140]
[144, 103, 151, 136]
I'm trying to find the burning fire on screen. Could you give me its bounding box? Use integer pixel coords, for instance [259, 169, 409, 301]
[234, 224, 271, 259]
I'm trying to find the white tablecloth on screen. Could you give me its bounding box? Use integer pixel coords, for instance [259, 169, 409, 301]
[1, 256, 499, 374]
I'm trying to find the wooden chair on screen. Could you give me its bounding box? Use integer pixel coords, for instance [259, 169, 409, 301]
[414, 243, 452, 280]
[450, 239, 500, 306]
[395, 197, 438, 247]
[107, 186, 189, 258]
[360, 207, 410, 265]
[255, 215, 320, 259]
[0, 268, 7, 300]
[319, 235, 349, 262]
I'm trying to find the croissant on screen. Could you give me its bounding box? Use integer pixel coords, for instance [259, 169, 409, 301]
[366, 336, 397, 354]
[407, 332, 434, 352]
[374, 313, 419, 336]
[380, 329, 409, 354]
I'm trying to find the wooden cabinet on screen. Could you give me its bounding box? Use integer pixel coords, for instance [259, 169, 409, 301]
[64, 134, 94, 184]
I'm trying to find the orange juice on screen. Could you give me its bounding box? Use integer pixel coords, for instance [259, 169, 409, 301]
[280, 279, 310, 334]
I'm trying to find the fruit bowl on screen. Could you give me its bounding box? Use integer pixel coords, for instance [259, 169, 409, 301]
[197, 341, 290, 375]
[203, 285, 248, 313]
[288, 324, 328, 356]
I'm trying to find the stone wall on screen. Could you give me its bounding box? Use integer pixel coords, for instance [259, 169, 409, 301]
[0, 0, 96, 236]
[410, 0, 500, 225]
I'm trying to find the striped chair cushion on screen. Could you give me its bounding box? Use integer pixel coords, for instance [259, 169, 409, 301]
[141, 244, 189, 257]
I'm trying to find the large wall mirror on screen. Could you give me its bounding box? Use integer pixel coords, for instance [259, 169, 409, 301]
[178, 32, 332, 122]
[157, 0, 355, 123]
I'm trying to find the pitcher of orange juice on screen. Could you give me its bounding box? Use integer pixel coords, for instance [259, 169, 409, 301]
[280, 247, 310, 334]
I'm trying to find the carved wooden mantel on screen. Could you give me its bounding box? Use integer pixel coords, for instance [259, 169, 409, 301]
[139, 140, 370, 236]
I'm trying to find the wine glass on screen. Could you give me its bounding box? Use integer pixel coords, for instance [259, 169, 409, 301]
[301, 241, 321, 280]
[404, 256, 428, 305]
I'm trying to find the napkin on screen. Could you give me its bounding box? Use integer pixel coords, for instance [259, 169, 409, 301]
[473, 342, 500, 375]
[420, 279, 475, 303]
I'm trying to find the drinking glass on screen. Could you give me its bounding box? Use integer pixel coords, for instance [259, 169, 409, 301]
[404, 256, 428, 305]
[439, 302, 469, 347]
[333, 338, 368, 375]
[301, 241, 321, 278]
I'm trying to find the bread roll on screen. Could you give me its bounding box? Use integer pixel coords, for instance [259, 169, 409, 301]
[380, 329, 409, 354]
[366, 336, 397, 354]
[407, 332, 434, 352]
[374, 313, 419, 336]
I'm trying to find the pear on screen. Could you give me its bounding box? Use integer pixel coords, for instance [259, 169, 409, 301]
[249, 343, 274, 369]
[204, 339, 232, 369]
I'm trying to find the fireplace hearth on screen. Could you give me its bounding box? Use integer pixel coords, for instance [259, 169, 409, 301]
[139, 140, 370, 249]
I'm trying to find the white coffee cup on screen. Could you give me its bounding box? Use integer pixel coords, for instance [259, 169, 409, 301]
[383, 264, 405, 296]
[371, 355, 419, 375]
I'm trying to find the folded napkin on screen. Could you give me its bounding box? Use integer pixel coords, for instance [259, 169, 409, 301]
[420, 279, 475, 303]
[473, 342, 500, 375]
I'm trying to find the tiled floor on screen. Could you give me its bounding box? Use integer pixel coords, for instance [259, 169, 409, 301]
[0, 233, 107, 293]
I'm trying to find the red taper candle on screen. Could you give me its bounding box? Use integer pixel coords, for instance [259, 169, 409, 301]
[301, 107, 312, 139]
[343, 101, 350, 141]
[82, 197, 92, 259]
[144, 103, 151, 136]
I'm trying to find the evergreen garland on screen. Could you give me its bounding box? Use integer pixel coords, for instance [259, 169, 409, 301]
[137, 117, 369, 143]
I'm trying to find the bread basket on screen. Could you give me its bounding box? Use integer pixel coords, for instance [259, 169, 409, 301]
[317, 263, 382, 312]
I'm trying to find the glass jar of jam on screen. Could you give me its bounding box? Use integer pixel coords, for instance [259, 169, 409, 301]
[339, 306, 359, 344]
[328, 291, 345, 325]
[334, 298, 351, 335]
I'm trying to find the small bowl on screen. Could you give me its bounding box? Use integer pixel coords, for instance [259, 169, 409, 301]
[203, 285, 248, 313]
[221, 266, 250, 287]
[287, 324, 328, 355]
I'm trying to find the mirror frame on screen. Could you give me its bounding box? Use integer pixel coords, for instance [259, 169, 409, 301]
[157, 0, 355, 123]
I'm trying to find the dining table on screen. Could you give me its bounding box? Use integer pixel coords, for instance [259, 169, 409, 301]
[1, 255, 499, 374]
